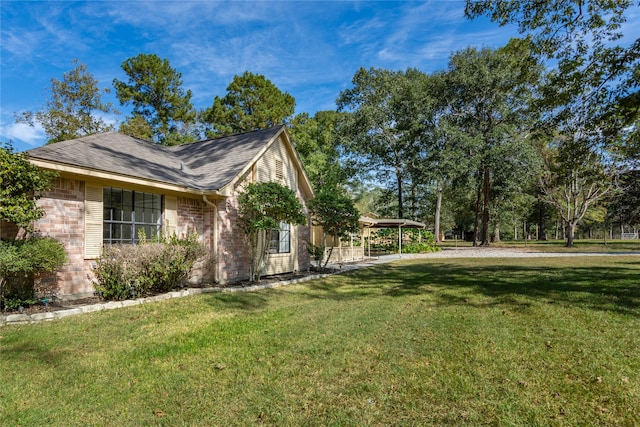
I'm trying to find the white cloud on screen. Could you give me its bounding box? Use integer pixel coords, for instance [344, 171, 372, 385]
[1, 122, 46, 147]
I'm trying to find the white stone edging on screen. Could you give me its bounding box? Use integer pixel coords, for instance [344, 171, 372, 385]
[0, 272, 334, 327]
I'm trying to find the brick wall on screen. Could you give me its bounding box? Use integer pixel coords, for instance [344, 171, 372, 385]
[3, 173, 312, 296]
[216, 196, 251, 283]
[35, 178, 94, 297]
[177, 196, 204, 237]
[177, 196, 216, 285]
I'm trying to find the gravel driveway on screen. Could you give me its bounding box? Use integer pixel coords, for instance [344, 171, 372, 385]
[351, 247, 640, 266]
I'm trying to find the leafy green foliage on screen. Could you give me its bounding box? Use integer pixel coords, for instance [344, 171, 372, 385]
[0, 237, 67, 310]
[370, 228, 439, 254]
[0, 143, 58, 228]
[607, 169, 640, 228]
[307, 192, 360, 239]
[92, 234, 206, 300]
[307, 191, 360, 269]
[442, 39, 544, 245]
[237, 182, 307, 235]
[465, 0, 639, 159]
[337, 67, 427, 219]
[14, 60, 116, 144]
[114, 53, 196, 145]
[289, 111, 352, 192]
[203, 72, 295, 137]
[237, 181, 306, 281]
[540, 137, 614, 247]
[117, 115, 154, 141]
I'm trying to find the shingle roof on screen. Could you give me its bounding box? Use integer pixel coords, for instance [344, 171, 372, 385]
[27, 126, 285, 192]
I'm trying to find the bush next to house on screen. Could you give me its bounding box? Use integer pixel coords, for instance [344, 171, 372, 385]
[92, 234, 207, 300]
[0, 237, 67, 311]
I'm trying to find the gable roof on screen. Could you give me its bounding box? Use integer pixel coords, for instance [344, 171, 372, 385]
[27, 126, 312, 197]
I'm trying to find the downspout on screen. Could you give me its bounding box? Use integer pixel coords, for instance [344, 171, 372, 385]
[202, 195, 218, 283]
[202, 194, 217, 208]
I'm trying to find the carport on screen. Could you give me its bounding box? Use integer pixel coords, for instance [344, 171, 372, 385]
[359, 216, 427, 257]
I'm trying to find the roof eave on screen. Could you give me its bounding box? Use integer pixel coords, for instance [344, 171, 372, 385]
[29, 158, 204, 195]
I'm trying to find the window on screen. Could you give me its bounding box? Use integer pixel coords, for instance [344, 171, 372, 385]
[103, 187, 162, 244]
[269, 222, 291, 254]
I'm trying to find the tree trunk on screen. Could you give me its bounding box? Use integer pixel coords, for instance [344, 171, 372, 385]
[434, 183, 442, 243]
[473, 174, 482, 247]
[396, 170, 403, 219]
[538, 203, 548, 241]
[566, 221, 577, 247]
[411, 183, 417, 220]
[480, 166, 490, 246]
[492, 225, 501, 243]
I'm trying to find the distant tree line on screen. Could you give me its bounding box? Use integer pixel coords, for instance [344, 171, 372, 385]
[10, 1, 639, 247]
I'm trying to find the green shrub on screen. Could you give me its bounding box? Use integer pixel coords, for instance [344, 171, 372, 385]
[306, 242, 326, 270]
[0, 237, 67, 310]
[369, 229, 440, 254]
[93, 234, 207, 300]
[402, 242, 441, 254]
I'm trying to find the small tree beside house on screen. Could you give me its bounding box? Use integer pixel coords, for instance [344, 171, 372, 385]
[307, 192, 360, 271]
[0, 143, 66, 311]
[237, 181, 307, 282]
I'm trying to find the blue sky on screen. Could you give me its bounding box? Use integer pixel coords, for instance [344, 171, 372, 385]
[2, 1, 634, 152]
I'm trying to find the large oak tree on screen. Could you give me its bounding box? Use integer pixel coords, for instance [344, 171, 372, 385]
[442, 39, 544, 246]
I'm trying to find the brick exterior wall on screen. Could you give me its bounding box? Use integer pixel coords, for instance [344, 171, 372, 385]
[216, 196, 251, 283]
[177, 196, 216, 285]
[4, 171, 312, 298]
[35, 178, 94, 297]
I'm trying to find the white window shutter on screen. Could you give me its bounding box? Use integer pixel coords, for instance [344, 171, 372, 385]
[84, 185, 103, 259]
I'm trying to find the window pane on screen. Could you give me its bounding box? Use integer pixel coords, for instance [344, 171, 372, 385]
[112, 224, 121, 241]
[123, 190, 133, 222]
[103, 187, 111, 208]
[269, 230, 279, 254]
[103, 223, 111, 243]
[103, 188, 163, 245]
[279, 228, 290, 253]
[123, 223, 132, 242]
[152, 225, 161, 239]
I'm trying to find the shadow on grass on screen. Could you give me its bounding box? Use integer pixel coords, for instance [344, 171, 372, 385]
[300, 260, 640, 317]
[205, 292, 270, 311]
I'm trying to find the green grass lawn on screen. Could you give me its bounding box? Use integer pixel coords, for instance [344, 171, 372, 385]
[439, 238, 640, 253]
[1, 256, 639, 426]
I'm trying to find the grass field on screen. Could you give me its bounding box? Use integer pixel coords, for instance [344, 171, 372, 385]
[1, 256, 639, 426]
[439, 238, 640, 253]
